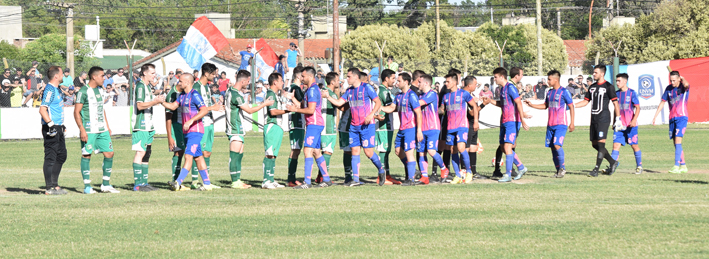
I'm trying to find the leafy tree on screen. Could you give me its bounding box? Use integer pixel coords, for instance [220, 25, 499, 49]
[414, 21, 497, 76]
[0, 41, 21, 61]
[340, 24, 432, 72]
[20, 34, 98, 75]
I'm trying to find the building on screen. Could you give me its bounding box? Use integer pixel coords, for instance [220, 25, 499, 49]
[0, 6, 23, 44]
[564, 40, 587, 75]
[307, 15, 347, 39]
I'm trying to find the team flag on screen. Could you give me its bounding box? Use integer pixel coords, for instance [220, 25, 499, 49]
[177, 16, 229, 70]
[252, 38, 280, 82]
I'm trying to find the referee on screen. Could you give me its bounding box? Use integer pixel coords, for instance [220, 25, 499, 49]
[39, 66, 68, 195]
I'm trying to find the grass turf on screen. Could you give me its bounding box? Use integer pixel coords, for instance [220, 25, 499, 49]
[0, 124, 708, 258]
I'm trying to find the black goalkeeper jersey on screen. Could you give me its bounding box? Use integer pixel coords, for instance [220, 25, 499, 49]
[584, 80, 617, 123]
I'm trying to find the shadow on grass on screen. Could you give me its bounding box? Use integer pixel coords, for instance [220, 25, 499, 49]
[4, 186, 81, 194]
[652, 179, 708, 185]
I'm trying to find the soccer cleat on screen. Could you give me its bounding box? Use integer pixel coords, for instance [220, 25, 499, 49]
[378, 173, 386, 186]
[440, 168, 450, 180]
[414, 170, 421, 180]
[401, 178, 416, 186]
[588, 169, 599, 177]
[511, 169, 518, 178]
[344, 181, 363, 187]
[45, 189, 60, 195]
[635, 166, 643, 175]
[193, 185, 213, 191]
[679, 165, 688, 174]
[473, 173, 488, 180]
[315, 173, 323, 184]
[210, 184, 221, 189]
[100, 185, 120, 193]
[498, 174, 512, 183]
[293, 183, 313, 189]
[668, 166, 681, 174]
[464, 172, 474, 184]
[608, 161, 620, 176]
[450, 176, 463, 185]
[386, 175, 402, 185]
[190, 181, 201, 189]
[167, 181, 180, 191]
[56, 187, 68, 195]
[261, 181, 276, 189]
[83, 187, 97, 194]
[314, 181, 333, 188]
[417, 176, 429, 185]
[287, 180, 302, 187]
[492, 169, 503, 179]
[442, 174, 454, 183]
[554, 168, 567, 178]
[272, 181, 286, 188]
[230, 180, 252, 189]
[513, 167, 528, 180]
[134, 184, 152, 192]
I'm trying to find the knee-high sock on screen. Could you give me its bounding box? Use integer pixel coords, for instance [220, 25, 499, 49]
[199, 169, 211, 185]
[382, 151, 391, 174]
[171, 155, 181, 181]
[287, 157, 298, 182]
[322, 153, 331, 173]
[191, 160, 199, 182]
[102, 157, 113, 186]
[352, 155, 361, 182]
[551, 148, 559, 169]
[132, 163, 142, 185]
[262, 157, 270, 183]
[432, 151, 439, 174]
[442, 149, 451, 169]
[343, 152, 352, 181]
[315, 156, 330, 182]
[513, 152, 525, 171]
[592, 143, 599, 151]
[494, 146, 503, 172]
[418, 154, 428, 178]
[468, 152, 477, 174]
[460, 151, 471, 172]
[369, 154, 384, 174]
[611, 150, 619, 161]
[675, 144, 684, 166]
[176, 168, 190, 185]
[229, 151, 241, 182]
[431, 152, 447, 170]
[634, 150, 642, 167]
[406, 161, 416, 180]
[141, 163, 149, 185]
[595, 142, 615, 168]
[557, 148, 565, 169]
[81, 157, 91, 188]
[505, 153, 514, 177]
[303, 157, 314, 185]
[451, 152, 461, 177]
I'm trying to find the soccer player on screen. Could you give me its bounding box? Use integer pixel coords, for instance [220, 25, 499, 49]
[608, 73, 643, 174]
[338, 107, 354, 183]
[189, 63, 219, 189]
[165, 73, 185, 182]
[286, 66, 306, 186]
[323, 67, 386, 186]
[492, 67, 524, 178]
[39, 66, 68, 195]
[574, 65, 620, 177]
[441, 73, 479, 184]
[652, 71, 690, 174]
[262, 72, 288, 189]
[286, 67, 333, 189]
[74, 66, 119, 194]
[314, 72, 340, 184]
[462, 75, 486, 180]
[374, 69, 401, 184]
[414, 74, 450, 185]
[165, 74, 223, 191]
[524, 70, 575, 178]
[482, 67, 529, 183]
[131, 64, 165, 192]
[226, 70, 274, 189]
[381, 72, 423, 186]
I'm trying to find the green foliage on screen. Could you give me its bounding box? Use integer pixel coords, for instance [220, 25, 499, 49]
[342, 0, 384, 29]
[414, 21, 497, 76]
[340, 24, 432, 73]
[20, 34, 99, 74]
[0, 41, 21, 60]
[259, 19, 289, 39]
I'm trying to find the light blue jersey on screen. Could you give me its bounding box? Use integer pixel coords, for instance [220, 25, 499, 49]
[40, 83, 64, 125]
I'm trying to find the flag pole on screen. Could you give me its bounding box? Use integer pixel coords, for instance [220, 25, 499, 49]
[250, 46, 265, 105]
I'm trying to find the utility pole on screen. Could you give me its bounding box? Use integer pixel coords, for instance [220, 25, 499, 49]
[557, 8, 561, 37]
[435, 0, 440, 51]
[333, 0, 340, 73]
[490, 7, 493, 23]
[295, 0, 306, 65]
[536, 0, 543, 76]
[46, 2, 77, 77]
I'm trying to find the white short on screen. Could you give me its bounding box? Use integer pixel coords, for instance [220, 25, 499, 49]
[285, 68, 294, 80]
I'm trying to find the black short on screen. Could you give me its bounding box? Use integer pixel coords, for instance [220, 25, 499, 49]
[466, 127, 478, 146]
[589, 121, 610, 141]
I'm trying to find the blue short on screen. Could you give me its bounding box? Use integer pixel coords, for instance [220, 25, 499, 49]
[669, 116, 687, 139]
[613, 126, 638, 146]
[349, 123, 376, 148]
[499, 122, 521, 145]
[417, 130, 440, 153]
[185, 132, 204, 157]
[304, 125, 324, 149]
[446, 127, 468, 146]
[395, 128, 416, 151]
[545, 125, 568, 147]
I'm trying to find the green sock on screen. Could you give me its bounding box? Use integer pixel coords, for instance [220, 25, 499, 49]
[343, 152, 352, 181]
[171, 155, 180, 181]
[205, 156, 210, 172]
[262, 157, 270, 183]
[191, 160, 199, 182]
[323, 153, 331, 172]
[230, 151, 239, 182]
[132, 163, 142, 186]
[288, 157, 298, 182]
[269, 158, 277, 182]
[381, 151, 390, 174]
[81, 157, 91, 188]
[102, 157, 113, 186]
[234, 153, 243, 181]
[142, 163, 149, 185]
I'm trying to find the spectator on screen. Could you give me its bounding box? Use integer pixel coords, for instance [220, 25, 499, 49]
[368, 67, 379, 85]
[218, 71, 229, 96]
[239, 44, 254, 71]
[575, 75, 588, 96]
[103, 84, 116, 106]
[210, 85, 223, 105]
[114, 84, 129, 106]
[384, 56, 399, 72]
[103, 70, 114, 88]
[397, 66, 405, 76]
[22, 68, 44, 107]
[193, 69, 199, 80]
[167, 71, 178, 88]
[112, 68, 128, 88]
[433, 82, 441, 93]
[534, 79, 547, 100]
[274, 54, 286, 80]
[14, 68, 26, 87]
[10, 76, 24, 107]
[567, 78, 580, 99]
[480, 83, 493, 100]
[0, 69, 14, 107]
[586, 77, 593, 89]
[254, 81, 266, 103]
[62, 86, 75, 107]
[523, 84, 535, 100]
[73, 71, 87, 88]
[285, 42, 301, 86]
[316, 70, 326, 87]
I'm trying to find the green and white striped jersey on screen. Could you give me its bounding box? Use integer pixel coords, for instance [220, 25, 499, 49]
[132, 81, 155, 131]
[165, 86, 182, 124]
[225, 87, 246, 136]
[287, 84, 305, 130]
[193, 81, 213, 126]
[321, 86, 338, 135]
[376, 84, 394, 132]
[76, 86, 107, 133]
[265, 89, 286, 129]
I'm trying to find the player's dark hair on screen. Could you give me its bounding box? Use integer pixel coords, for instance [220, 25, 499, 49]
[140, 63, 155, 77]
[421, 74, 433, 86]
[547, 70, 561, 78]
[510, 67, 523, 78]
[448, 68, 461, 76]
[201, 63, 218, 75]
[88, 66, 104, 79]
[412, 70, 426, 81]
[267, 72, 282, 86]
[359, 71, 368, 81]
[347, 67, 360, 75]
[236, 70, 251, 82]
[492, 67, 507, 78]
[616, 73, 629, 80]
[670, 71, 680, 77]
[381, 69, 395, 80]
[325, 72, 339, 85]
[292, 66, 304, 76]
[398, 72, 411, 83]
[463, 76, 477, 87]
[594, 65, 606, 74]
[444, 73, 458, 82]
[303, 66, 316, 77]
[46, 66, 62, 80]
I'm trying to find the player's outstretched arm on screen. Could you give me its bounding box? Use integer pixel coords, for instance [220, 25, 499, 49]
[183, 106, 210, 132]
[574, 99, 589, 108]
[322, 90, 346, 107]
[523, 99, 546, 110]
[242, 99, 273, 114]
[137, 95, 165, 110]
[381, 103, 396, 114]
[286, 100, 314, 115]
[652, 101, 666, 125]
[368, 97, 382, 123]
[162, 100, 180, 111]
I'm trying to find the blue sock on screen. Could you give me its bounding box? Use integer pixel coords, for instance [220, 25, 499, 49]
[451, 153, 461, 177]
[557, 148, 565, 169]
[369, 154, 384, 174]
[304, 157, 314, 184]
[431, 152, 447, 169]
[315, 156, 331, 182]
[460, 151, 471, 172]
[674, 144, 682, 166]
[198, 170, 211, 185]
[611, 150, 619, 161]
[418, 155, 428, 178]
[634, 150, 642, 167]
[551, 148, 559, 169]
[506, 153, 514, 177]
[406, 161, 416, 180]
[352, 155, 361, 182]
[176, 168, 190, 185]
[513, 152, 525, 171]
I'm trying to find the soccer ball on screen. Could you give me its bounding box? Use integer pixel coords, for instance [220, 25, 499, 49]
[491, 157, 504, 167]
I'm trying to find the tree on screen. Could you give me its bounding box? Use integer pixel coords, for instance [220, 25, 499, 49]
[20, 34, 98, 75]
[0, 41, 21, 61]
[340, 24, 432, 72]
[342, 0, 385, 29]
[414, 21, 497, 76]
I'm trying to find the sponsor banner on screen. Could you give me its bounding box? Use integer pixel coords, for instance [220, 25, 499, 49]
[625, 60, 671, 125]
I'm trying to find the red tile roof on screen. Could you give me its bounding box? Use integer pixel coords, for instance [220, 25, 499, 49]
[564, 40, 587, 67]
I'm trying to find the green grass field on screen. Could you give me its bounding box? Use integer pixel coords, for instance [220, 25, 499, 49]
[1, 124, 708, 258]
